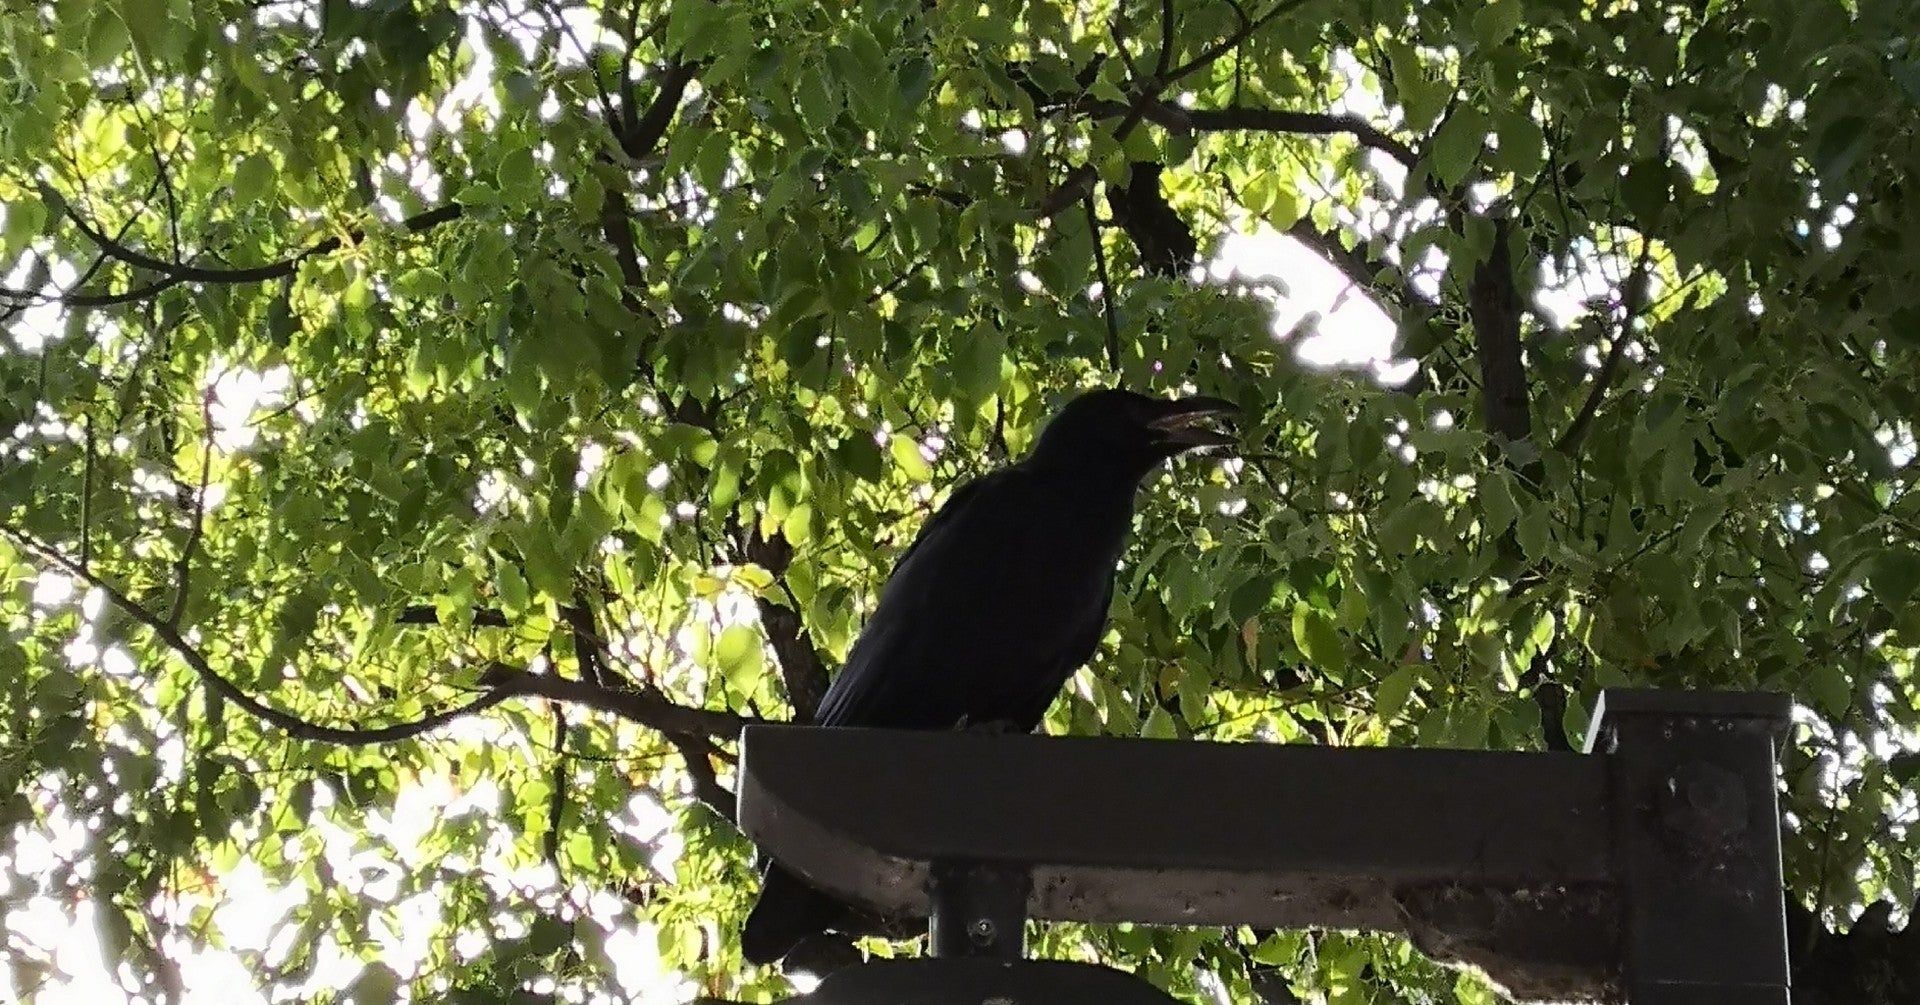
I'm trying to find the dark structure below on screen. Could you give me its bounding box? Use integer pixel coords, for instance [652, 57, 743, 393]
[738, 688, 1793, 1003]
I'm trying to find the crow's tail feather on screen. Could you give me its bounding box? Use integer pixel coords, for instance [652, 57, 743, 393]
[741, 865, 841, 965]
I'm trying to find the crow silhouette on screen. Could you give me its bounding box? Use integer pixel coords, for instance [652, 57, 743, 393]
[741, 388, 1237, 965]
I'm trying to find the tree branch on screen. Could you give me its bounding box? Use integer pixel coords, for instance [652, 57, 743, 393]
[733, 523, 831, 722]
[1071, 97, 1418, 168]
[1034, 0, 1316, 218]
[1155, 0, 1178, 79]
[1286, 219, 1382, 298]
[615, 60, 696, 161]
[0, 524, 754, 747]
[666, 730, 737, 824]
[1184, 106, 1417, 166]
[1468, 216, 1533, 446]
[1554, 239, 1656, 456]
[55, 199, 464, 289]
[397, 605, 512, 628]
[1086, 191, 1125, 374]
[167, 391, 216, 628]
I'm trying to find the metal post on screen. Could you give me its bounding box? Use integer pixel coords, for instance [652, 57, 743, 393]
[1587, 691, 1793, 1004]
[928, 861, 1031, 959]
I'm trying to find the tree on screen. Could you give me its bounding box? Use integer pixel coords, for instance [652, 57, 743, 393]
[1, 0, 1915, 1001]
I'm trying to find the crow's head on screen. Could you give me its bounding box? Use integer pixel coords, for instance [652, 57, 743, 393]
[1030, 387, 1238, 481]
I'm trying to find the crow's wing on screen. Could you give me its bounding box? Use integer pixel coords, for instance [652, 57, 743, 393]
[812, 465, 1122, 729]
[810, 467, 1014, 727]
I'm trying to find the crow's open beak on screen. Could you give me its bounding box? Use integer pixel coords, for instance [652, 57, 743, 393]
[1146, 395, 1239, 450]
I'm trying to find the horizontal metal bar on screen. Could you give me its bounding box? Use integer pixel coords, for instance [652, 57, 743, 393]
[738, 726, 1609, 930]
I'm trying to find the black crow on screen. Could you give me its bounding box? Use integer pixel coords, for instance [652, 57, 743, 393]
[740, 388, 1237, 965]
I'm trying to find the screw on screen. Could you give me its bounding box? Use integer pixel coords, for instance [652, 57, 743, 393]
[970, 917, 997, 946]
[1662, 761, 1747, 839]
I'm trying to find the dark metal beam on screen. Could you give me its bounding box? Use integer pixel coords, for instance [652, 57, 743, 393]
[740, 728, 1608, 928]
[1587, 689, 1792, 1003]
[738, 689, 1792, 1003]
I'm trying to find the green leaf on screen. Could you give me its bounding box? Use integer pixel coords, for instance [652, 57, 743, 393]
[1659, 440, 1696, 500]
[87, 10, 131, 67]
[497, 564, 530, 616]
[1050, 210, 1095, 294]
[1622, 159, 1669, 226]
[344, 962, 402, 1005]
[1813, 115, 1868, 182]
[1375, 665, 1418, 720]
[1242, 170, 1303, 228]
[232, 153, 275, 203]
[2, 196, 47, 256]
[1386, 40, 1447, 126]
[1377, 500, 1432, 556]
[1516, 503, 1550, 562]
[1249, 933, 1293, 966]
[515, 523, 572, 597]
[497, 145, 538, 195]
[1478, 473, 1518, 535]
[890, 434, 932, 482]
[392, 268, 443, 299]
[954, 322, 1006, 403]
[1869, 548, 1920, 611]
[658, 423, 719, 468]
[666, 0, 723, 55]
[1809, 663, 1852, 718]
[783, 501, 814, 546]
[1291, 605, 1347, 679]
[1471, 0, 1524, 47]
[1140, 704, 1179, 739]
[1450, 705, 1488, 747]
[798, 62, 841, 126]
[897, 56, 935, 108]
[1493, 108, 1545, 179]
[1431, 107, 1489, 187]
[713, 625, 764, 692]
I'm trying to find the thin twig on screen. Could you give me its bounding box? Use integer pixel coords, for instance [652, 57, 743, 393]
[1156, 0, 1179, 78]
[1036, 0, 1313, 217]
[1162, 0, 1309, 83]
[1085, 191, 1124, 375]
[168, 389, 216, 627]
[57, 200, 464, 287]
[79, 416, 96, 571]
[1554, 237, 1656, 455]
[0, 523, 756, 746]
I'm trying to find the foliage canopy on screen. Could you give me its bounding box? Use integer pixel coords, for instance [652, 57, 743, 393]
[2, 0, 1917, 1001]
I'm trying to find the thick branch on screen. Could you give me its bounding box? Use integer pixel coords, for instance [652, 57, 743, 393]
[667, 731, 737, 824]
[1469, 217, 1533, 445]
[1111, 161, 1198, 278]
[616, 60, 697, 161]
[735, 524, 832, 722]
[397, 604, 512, 628]
[1155, 0, 1177, 78]
[503, 670, 755, 739]
[1287, 220, 1384, 299]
